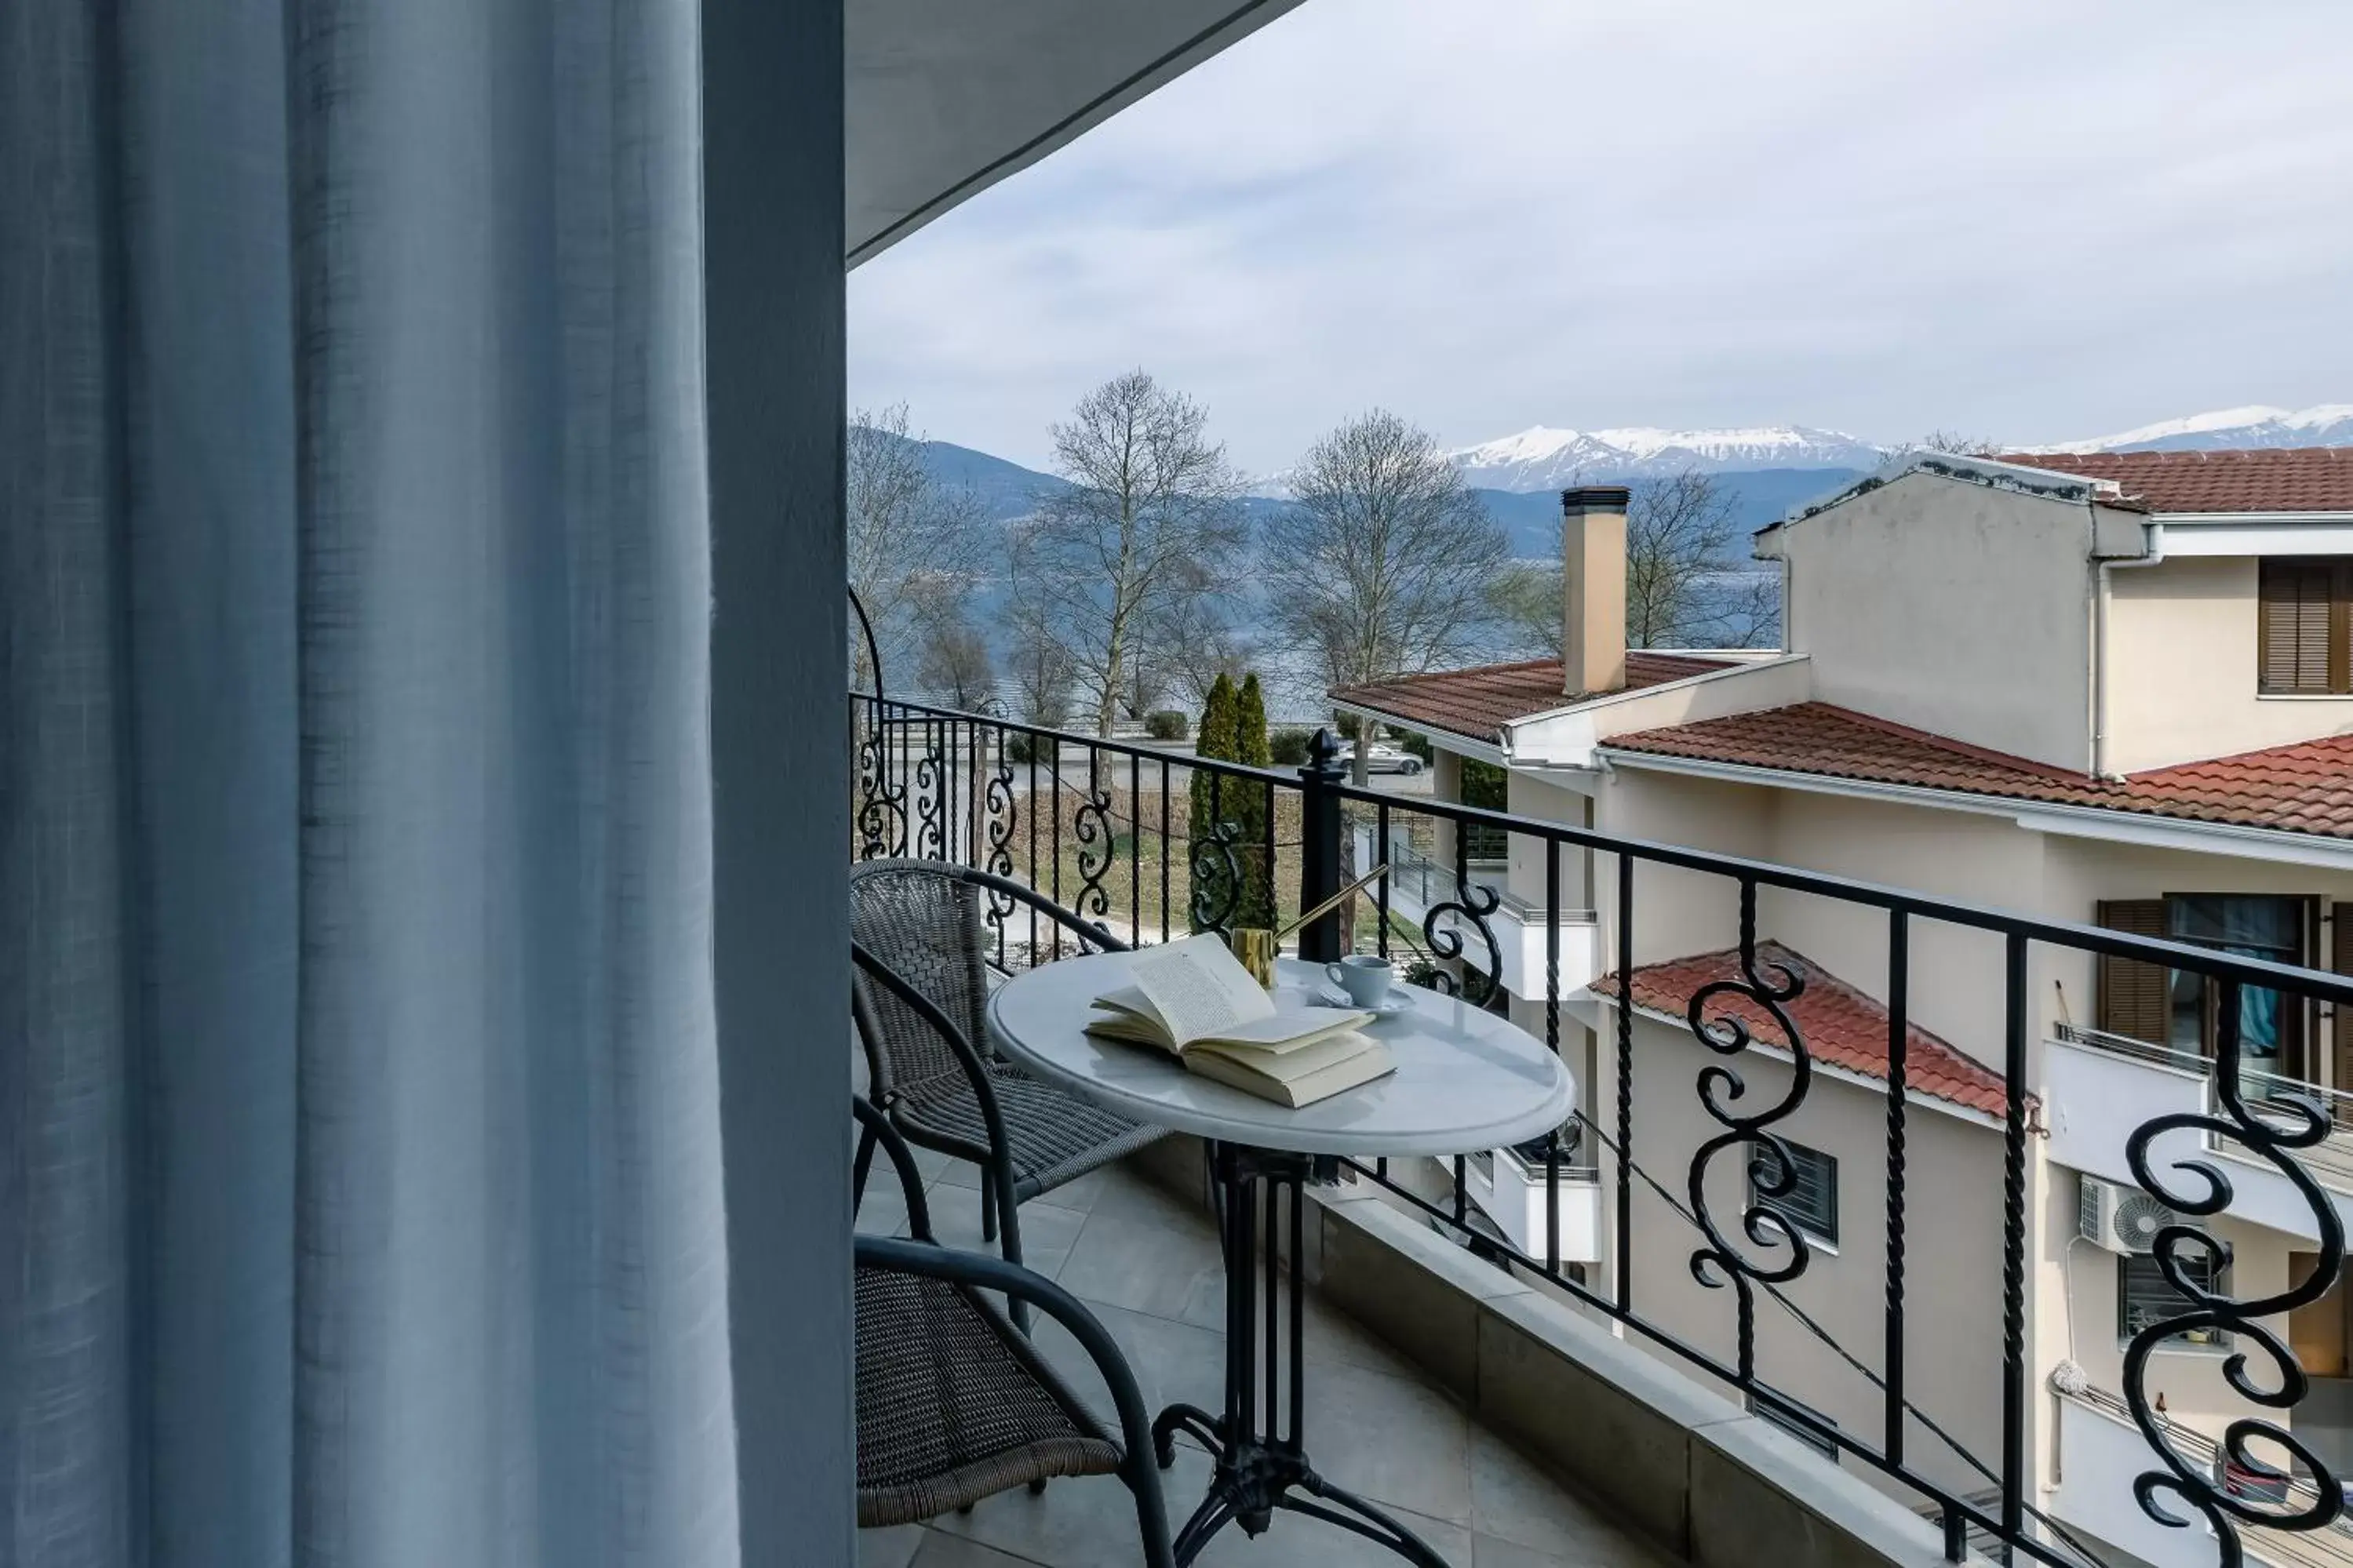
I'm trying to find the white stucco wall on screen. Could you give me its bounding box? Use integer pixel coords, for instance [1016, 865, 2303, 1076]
[1506, 771, 1591, 912]
[2103, 555, 2353, 774]
[1775, 471, 2102, 771]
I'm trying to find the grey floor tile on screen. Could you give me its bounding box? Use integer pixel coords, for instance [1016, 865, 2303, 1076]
[923, 1186, 1089, 1279]
[1025, 1297, 1229, 1431]
[931, 1157, 987, 1191]
[855, 1182, 912, 1239]
[1054, 1196, 1229, 1330]
[1298, 1355, 1474, 1527]
[907, 1529, 1053, 1567]
[1191, 1501, 1473, 1566]
[857, 1523, 929, 1567]
[1472, 1531, 1598, 1568]
[931, 1446, 1214, 1568]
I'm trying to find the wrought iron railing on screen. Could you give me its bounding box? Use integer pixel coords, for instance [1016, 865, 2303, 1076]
[851, 689, 2353, 1568]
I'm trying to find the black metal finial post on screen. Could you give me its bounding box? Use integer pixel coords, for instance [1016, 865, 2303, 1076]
[1295, 728, 1350, 963]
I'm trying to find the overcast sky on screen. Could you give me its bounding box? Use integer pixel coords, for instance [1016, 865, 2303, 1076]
[848, 0, 2353, 477]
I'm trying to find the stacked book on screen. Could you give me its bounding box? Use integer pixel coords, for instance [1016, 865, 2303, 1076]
[1084, 934, 1396, 1108]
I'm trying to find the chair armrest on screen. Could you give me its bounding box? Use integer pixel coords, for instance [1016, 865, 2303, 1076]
[852, 1096, 933, 1240]
[955, 866, 1135, 955]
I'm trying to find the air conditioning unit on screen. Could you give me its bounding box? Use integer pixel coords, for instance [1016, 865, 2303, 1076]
[2079, 1176, 2195, 1254]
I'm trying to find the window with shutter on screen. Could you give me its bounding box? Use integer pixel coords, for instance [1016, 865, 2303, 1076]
[2258, 558, 2352, 695]
[2097, 899, 2170, 1047]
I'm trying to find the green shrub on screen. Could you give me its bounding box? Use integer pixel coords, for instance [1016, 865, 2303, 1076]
[1145, 709, 1188, 741]
[1003, 729, 1041, 766]
[1268, 729, 1313, 767]
[1400, 732, 1433, 763]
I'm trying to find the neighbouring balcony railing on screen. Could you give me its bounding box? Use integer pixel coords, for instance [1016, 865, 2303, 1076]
[851, 689, 2353, 1568]
[2053, 1023, 2353, 1193]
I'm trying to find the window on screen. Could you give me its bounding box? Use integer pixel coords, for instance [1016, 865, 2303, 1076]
[2258, 557, 2352, 695]
[1748, 1139, 1837, 1246]
[2118, 1244, 2229, 1348]
[2096, 894, 2313, 1092]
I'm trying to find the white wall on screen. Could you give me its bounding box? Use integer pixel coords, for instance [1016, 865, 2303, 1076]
[1506, 771, 1590, 911]
[1594, 767, 1772, 969]
[1776, 471, 2100, 771]
[2103, 555, 2353, 774]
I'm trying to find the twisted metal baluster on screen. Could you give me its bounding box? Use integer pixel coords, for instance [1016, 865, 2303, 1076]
[2122, 980, 2345, 1565]
[1073, 747, 1115, 932]
[1684, 882, 1812, 1386]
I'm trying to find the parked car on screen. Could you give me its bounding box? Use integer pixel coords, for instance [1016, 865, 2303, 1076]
[1362, 742, 1424, 776]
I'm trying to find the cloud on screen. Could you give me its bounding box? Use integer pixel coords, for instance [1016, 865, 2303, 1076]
[850, 0, 2353, 475]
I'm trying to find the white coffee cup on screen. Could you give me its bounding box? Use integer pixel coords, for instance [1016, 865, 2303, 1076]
[1324, 954, 1394, 1008]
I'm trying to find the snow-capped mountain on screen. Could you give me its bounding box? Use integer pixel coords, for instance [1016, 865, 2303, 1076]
[1447, 424, 1887, 489]
[2033, 402, 2353, 456]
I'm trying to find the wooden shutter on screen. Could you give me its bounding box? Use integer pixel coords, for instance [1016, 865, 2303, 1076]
[2098, 899, 2171, 1046]
[2259, 558, 2351, 694]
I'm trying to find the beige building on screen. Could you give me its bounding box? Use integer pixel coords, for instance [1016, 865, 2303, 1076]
[1334, 448, 2353, 1568]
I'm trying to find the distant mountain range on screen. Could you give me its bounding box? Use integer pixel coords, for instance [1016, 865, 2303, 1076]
[908, 400, 2353, 548]
[1446, 425, 1883, 489]
[2027, 402, 2353, 456]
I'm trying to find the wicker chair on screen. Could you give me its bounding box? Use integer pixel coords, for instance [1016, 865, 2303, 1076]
[850, 859, 1167, 1277]
[854, 1100, 1175, 1566]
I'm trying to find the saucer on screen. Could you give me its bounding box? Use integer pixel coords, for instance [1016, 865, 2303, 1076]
[1319, 986, 1411, 1018]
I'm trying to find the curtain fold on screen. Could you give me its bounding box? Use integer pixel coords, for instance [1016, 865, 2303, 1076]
[2, 0, 738, 1563]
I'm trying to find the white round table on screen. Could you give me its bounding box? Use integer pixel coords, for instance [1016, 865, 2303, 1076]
[986, 954, 1572, 1158]
[986, 952, 1574, 1567]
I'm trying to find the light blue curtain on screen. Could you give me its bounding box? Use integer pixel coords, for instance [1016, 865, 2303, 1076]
[2, 1, 739, 1564]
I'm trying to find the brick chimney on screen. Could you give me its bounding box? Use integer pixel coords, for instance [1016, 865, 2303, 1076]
[1562, 486, 1629, 694]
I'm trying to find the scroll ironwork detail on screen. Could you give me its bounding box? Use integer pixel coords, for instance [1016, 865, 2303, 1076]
[1189, 817, 1243, 937]
[2122, 986, 2344, 1565]
[1683, 912, 1812, 1384]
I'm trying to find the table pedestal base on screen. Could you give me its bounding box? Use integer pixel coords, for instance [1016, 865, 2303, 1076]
[1150, 1144, 1452, 1567]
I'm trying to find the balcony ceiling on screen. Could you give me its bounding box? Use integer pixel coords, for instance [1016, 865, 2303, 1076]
[847, 0, 1306, 264]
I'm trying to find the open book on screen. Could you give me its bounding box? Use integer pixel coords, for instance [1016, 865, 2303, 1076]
[1085, 934, 1396, 1109]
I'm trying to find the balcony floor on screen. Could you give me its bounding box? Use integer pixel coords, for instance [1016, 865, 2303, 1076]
[855, 1150, 1679, 1568]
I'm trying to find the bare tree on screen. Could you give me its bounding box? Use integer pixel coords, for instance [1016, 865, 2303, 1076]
[1151, 594, 1255, 710]
[1003, 610, 1076, 731]
[1262, 409, 1510, 781]
[915, 617, 996, 709]
[1907, 430, 2000, 457]
[1006, 371, 1248, 736]
[1625, 468, 1739, 648]
[848, 404, 986, 692]
[1488, 467, 1777, 653]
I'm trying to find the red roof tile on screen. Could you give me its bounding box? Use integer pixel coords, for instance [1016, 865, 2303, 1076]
[1601, 702, 2353, 842]
[1330, 652, 1731, 744]
[1998, 448, 2353, 515]
[1590, 940, 2010, 1116]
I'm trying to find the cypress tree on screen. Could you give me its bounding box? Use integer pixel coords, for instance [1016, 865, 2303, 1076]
[1231, 675, 1276, 928]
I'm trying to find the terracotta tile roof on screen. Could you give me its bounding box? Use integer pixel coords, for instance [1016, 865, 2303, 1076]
[1998, 448, 2353, 515]
[1330, 652, 1732, 744]
[1601, 701, 2353, 842]
[1590, 940, 2010, 1116]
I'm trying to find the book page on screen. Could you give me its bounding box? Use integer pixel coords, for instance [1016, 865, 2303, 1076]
[1127, 934, 1276, 1048]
